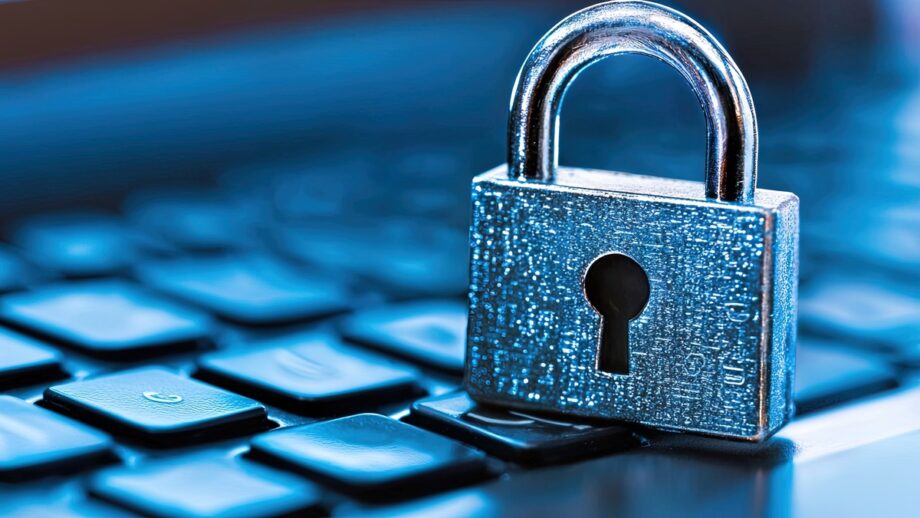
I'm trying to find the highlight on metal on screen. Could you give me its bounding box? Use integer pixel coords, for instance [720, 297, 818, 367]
[507, 0, 758, 203]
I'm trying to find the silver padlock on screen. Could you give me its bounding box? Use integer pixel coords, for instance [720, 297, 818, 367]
[464, 0, 799, 441]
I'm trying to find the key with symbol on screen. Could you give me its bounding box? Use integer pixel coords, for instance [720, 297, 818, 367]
[42, 367, 269, 446]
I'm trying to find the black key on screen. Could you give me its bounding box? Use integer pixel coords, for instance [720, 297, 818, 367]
[795, 338, 898, 414]
[0, 327, 65, 388]
[3, 497, 132, 518]
[43, 367, 268, 446]
[0, 245, 31, 293]
[137, 255, 351, 326]
[799, 273, 920, 349]
[270, 218, 468, 297]
[12, 213, 135, 278]
[0, 395, 114, 481]
[262, 158, 377, 221]
[125, 189, 259, 252]
[361, 387, 920, 517]
[197, 332, 420, 414]
[0, 280, 213, 359]
[407, 391, 636, 465]
[249, 413, 488, 501]
[339, 300, 467, 373]
[90, 455, 324, 518]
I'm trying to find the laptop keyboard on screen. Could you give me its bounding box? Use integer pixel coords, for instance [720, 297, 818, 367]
[0, 107, 918, 518]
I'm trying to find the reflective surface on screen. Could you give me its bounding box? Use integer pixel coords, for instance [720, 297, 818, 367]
[0, 396, 114, 480]
[0, 327, 63, 388]
[197, 333, 420, 414]
[363, 387, 920, 518]
[249, 413, 489, 501]
[408, 391, 636, 465]
[507, 1, 757, 202]
[44, 367, 269, 444]
[137, 254, 352, 326]
[90, 455, 324, 518]
[340, 301, 469, 373]
[465, 167, 798, 439]
[0, 281, 213, 357]
[470, 2, 798, 440]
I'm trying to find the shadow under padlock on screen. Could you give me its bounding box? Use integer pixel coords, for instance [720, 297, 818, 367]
[464, 1, 799, 441]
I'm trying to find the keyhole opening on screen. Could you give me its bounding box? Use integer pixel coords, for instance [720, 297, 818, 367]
[583, 253, 650, 375]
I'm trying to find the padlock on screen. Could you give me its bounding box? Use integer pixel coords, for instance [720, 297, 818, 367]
[464, 1, 799, 441]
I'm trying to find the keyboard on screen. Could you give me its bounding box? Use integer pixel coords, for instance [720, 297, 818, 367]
[0, 124, 916, 517]
[0, 8, 918, 518]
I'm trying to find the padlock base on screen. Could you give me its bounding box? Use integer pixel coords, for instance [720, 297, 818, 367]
[464, 165, 799, 442]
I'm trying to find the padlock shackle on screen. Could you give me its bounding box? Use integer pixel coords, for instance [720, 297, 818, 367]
[507, 0, 757, 203]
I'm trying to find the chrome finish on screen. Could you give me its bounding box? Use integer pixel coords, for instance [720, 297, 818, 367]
[466, 168, 799, 441]
[465, 1, 799, 441]
[507, 0, 757, 203]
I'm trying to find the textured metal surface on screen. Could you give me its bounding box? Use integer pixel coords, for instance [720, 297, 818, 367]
[465, 0, 798, 441]
[465, 167, 798, 440]
[507, 0, 757, 203]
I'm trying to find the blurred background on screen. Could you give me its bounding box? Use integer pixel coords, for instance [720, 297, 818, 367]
[0, 0, 916, 269]
[0, 1, 917, 516]
[0, 0, 916, 332]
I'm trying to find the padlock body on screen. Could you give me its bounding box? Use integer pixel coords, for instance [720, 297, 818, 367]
[465, 165, 799, 441]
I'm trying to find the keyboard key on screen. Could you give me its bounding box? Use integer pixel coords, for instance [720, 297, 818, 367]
[43, 367, 268, 445]
[270, 218, 468, 297]
[263, 157, 377, 221]
[0, 396, 114, 481]
[0, 280, 213, 359]
[0, 327, 65, 388]
[408, 391, 636, 465]
[339, 300, 467, 373]
[137, 255, 351, 326]
[0, 246, 31, 293]
[126, 189, 259, 252]
[12, 213, 135, 278]
[3, 497, 132, 518]
[90, 455, 324, 518]
[370, 387, 920, 517]
[197, 332, 420, 414]
[344, 491, 493, 518]
[795, 338, 899, 414]
[249, 413, 488, 501]
[799, 274, 920, 349]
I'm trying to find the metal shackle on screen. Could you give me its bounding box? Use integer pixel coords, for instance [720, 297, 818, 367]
[507, 0, 758, 203]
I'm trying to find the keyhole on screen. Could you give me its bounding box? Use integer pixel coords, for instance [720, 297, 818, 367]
[583, 253, 650, 375]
